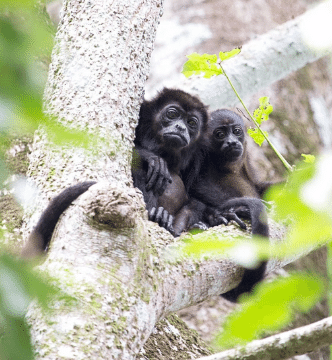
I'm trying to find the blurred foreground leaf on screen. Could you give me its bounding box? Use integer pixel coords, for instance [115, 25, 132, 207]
[215, 273, 325, 349]
[0, 253, 63, 360]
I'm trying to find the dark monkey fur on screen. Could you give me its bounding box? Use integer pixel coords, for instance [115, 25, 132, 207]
[132, 88, 208, 234]
[174, 109, 276, 301]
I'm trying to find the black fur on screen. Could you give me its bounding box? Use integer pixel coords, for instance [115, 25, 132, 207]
[132, 88, 208, 234]
[174, 109, 274, 301]
[21, 181, 96, 258]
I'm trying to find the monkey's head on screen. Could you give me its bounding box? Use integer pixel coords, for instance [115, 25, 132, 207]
[138, 88, 208, 153]
[206, 109, 246, 162]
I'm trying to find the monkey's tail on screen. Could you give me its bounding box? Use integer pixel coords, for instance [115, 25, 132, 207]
[219, 197, 268, 302]
[21, 181, 96, 259]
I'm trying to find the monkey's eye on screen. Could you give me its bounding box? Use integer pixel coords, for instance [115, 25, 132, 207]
[233, 127, 243, 136]
[214, 129, 226, 139]
[187, 117, 198, 127]
[166, 108, 179, 119]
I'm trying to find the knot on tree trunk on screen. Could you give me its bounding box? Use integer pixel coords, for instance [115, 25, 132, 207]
[81, 181, 147, 229]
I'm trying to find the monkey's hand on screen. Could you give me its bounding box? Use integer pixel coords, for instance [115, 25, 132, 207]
[205, 206, 228, 227]
[206, 207, 247, 230]
[146, 156, 172, 196]
[148, 207, 174, 234]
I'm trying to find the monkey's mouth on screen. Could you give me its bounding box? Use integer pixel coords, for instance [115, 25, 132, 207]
[164, 133, 189, 146]
[223, 146, 243, 160]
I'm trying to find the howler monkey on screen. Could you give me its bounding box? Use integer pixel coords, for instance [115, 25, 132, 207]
[22, 89, 208, 257]
[174, 109, 275, 301]
[132, 88, 208, 234]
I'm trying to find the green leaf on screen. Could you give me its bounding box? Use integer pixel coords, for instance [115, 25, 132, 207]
[0, 253, 67, 360]
[0, 0, 35, 9]
[0, 316, 34, 360]
[301, 153, 316, 163]
[182, 53, 223, 79]
[253, 97, 273, 124]
[215, 273, 325, 349]
[266, 158, 332, 252]
[218, 48, 241, 61]
[247, 128, 267, 146]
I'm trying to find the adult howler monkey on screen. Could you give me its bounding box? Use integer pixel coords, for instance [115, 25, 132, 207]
[22, 89, 208, 257]
[132, 88, 208, 234]
[174, 109, 276, 301]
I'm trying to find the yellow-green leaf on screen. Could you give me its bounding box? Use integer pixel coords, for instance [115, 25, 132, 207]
[182, 53, 223, 79]
[215, 273, 325, 349]
[247, 128, 267, 146]
[219, 48, 241, 61]
[301, 154, 316, 164]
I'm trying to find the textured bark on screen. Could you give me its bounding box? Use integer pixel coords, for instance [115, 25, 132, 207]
[23, 0, 329, 359]
[196, 316, 332, 360]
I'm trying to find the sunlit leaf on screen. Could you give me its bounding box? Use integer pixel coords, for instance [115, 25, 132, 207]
[247, 128, 267, 146]
[182, 52, 223, 78]
[172, 231, 269, 268]
[215, 273, 325, 349]
[0, 316, 34, 360]
[253, 97, 273, 125]
[301, 153, 316, 164]
[0, 0, 35, 8]
[267, 159, 332, 251]
[218, 48, 241, 61]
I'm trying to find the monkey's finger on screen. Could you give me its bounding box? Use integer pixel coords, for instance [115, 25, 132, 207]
[155, 207, 164, 224]
[166, 214, 174, 232]
[146, 160, 160, 191]
[216, 215, 228, 226]
[155, 159, 171, 194]
[160, 158, 172, 183]
[160, 209, 170, 228]
[227, 213, 247, 230]
[146, 158, 156, 182]
[155, 173, 165, 195]
[148, 207, 157, 221]
[207, 214, 227, 227]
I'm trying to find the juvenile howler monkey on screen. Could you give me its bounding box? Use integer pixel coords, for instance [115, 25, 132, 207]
[21, 89, 208, 257]
[174, 109, 275, 301]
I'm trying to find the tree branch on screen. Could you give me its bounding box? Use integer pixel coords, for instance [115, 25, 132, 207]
[196, 316, 332, 360]
[177, 1, 332, 108]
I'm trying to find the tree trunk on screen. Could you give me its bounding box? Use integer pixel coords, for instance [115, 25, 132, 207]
[24, 0, 329, 359]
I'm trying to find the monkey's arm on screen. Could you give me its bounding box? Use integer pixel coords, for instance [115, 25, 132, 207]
[21, 181, 96, 259]
[133, 146, 172, 195]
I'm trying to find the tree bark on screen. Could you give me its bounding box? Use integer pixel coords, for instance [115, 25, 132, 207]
[196, 316, 332, 360]
[23, 0, 329, 359]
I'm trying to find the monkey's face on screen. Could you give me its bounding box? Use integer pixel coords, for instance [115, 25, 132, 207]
[154, 102, 203, 150]
[207, 110, 245, 162]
